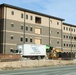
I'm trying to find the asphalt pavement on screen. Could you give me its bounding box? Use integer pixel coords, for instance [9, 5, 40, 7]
[0, 65, 76, 75]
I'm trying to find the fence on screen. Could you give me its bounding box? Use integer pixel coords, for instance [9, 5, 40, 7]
[61, 52, 75, 60]
[0, 54, 21, 62]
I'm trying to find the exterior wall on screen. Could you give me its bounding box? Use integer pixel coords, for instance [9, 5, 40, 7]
[50, 18, 62, 50]
[62, 24, 76, 52]
[1, 4, 76, 54]
[6, 7, 24, 22]
[50, 18, 62, 29]
[3, 19, 24, 53]
[25, 12, 49, 27]
[25, 23, 49, 44]
[0, 7, 4, 19]
[50, 28, 61, 49]
[25, 12, 50, 45]
[1, 6, 50, 54]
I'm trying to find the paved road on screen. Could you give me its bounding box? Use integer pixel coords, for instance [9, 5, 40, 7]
[0, 65, 76, 75]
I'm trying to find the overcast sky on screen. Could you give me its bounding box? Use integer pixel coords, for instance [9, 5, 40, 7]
[0, 0, 76, 25]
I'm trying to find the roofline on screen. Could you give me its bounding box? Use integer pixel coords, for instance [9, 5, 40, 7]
[63, 22, 76, 27]
[0, 3, 64, 21]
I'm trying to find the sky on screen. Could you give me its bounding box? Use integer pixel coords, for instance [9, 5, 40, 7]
[0, 0, 76, 25]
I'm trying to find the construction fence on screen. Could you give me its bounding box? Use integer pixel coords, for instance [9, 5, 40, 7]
[0, 54, 21, 62]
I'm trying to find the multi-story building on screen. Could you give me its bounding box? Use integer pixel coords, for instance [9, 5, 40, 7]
[0, 3, 76, 54]
[62, 23, 76, 53]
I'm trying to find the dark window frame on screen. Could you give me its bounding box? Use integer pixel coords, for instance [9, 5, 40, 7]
[25, 38, 28, 42]
[66, 27, 68, 31]
[21, 26, 23, 30]
[74, 29, 75, 32]
[11, 36, 13, 39]
[57, 41, 59, 44]
[64, 35, 65, 38]
[30, 38, 32, 42]
[35, 17, 41, 24]
[21, 13, 23, 18]
[11, 11, 14, 15]
[57, 22, 59, 25]
[30, 16, 33, 20]
[26, 15, 28, 19]
[26, 26, 28, 31]
[69, 28, 70, 31]
[20, 37, 23, 42]
[66, 36, 68, 38]
[64, 27, 65, 30]
[11, 23, 14, 27]
[57, 32, 59, 34]
[64, 43, 65, 46]
[30, 27, 33, 31]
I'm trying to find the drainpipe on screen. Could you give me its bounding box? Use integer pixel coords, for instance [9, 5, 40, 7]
[49, 18, 50, 45]
[70, 27, 72, 59]
[23, 12, 25, 44]
[4, 6, 7, 54]
[61, 21, 63, 52]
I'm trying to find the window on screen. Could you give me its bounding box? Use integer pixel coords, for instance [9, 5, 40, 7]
[35, 38, 41, 44]
[69, 28, 70, 31]
[21, 13, 23, 18]
[74, 29, 75, 32]
[35, 17, 41, 24]
[30, 16, 33, 20]
[11, 35, 13, 39]
[26, 15, 28, 19]
[11, 23, 14, 27]
[50, 20, 52, 24]
[72, 44, 73, 47]
[35, 28, 41, 34]
[21, 26, 23, 30]
[64, 35, 65, 38]
[20, 37, 23, 42]
[57, 22, 59, 25]
[10, 48, 13, 52]
[71, 36, 73, 39]
[64, 27, 65, 30]
[66, 27, 68, 30]
[57, 32, 59, 34]
[57, 41, 59, 44]
[11, 11, 14, 15]
[66, 36, 68, 38]
[74, 36, 76, 40]
[50, 31, 52, 33]
[69, 44, 71, 47]
[71, 28, 73, 31]
[26, 26, 28, 31]
[30, 38, 32, 42]
[64, 44, 65, 46]
[66, 44, 68, 47]
[69, 36, 70, 39]
[25, 38, 28, 42]
[30, 27, 33, 31]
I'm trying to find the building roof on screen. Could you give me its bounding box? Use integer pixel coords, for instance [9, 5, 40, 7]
[63, 23, 76, 27]
[0, 3, 64, 21]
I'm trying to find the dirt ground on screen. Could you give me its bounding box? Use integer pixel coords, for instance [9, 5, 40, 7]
[0, 59, 76, 70]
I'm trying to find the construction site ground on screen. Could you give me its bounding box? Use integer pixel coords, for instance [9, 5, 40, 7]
[0, 59, 76, 70]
